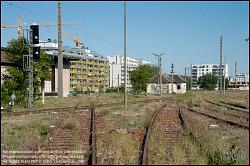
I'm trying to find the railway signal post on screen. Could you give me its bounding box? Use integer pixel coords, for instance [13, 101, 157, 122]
[23, 24, 40, 109]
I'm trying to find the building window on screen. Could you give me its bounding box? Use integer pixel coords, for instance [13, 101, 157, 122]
[177, 85, 181, 89]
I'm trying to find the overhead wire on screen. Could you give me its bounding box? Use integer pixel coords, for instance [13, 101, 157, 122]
[4, 1, 146, 57]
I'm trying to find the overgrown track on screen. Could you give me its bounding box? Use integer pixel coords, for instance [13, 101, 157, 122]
[1, 106, 76, 116]
[1, 97, 171, 117]
[203, 98, 249, 113]
[88, 108, 97, 165]
[41, 110, 91, 164]
[140, 105, 194, 165]
[219, 101, 248, 110]
[178, 107, 201, 164]
[3, 110, 91, 165]
[185, 107, 249, 130]
[140, 104, 167, 165]
[222, 94, 249, 101]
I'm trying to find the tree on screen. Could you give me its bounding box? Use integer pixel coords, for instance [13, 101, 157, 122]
[1, 38, 51, 106]
[129, 64, 158, 93]
[197, 73, 218, 90]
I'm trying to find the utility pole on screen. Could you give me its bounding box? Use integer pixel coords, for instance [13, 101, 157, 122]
[153, 53, 164, 95]
[112, 62, 114, 88]
[157, 57, 160, 85]
[118, 74, 120, 93]
[219, 36, 223, 94]
[58, 1, 63, 98]
[235, 61, 237, 91]
[159, 56, 162, 95]
[224, 56, 226, 93]
[185, 67, 189, 91]
[190, 64, 192, 90]
[171, 63, 174, 94]
[185, 68, 187, 82]
[124, 1, 127, 109]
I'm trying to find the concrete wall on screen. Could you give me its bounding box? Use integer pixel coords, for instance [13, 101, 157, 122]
[177, 83, 186, 93]
[167, 84, 177, 94]
[110, 64, 122, 87]
[147, 84, 168, 94]
[55, 68, 70, 97]
[44, 80, 52, 93]
[147, 83, 186, 94]
[239, 86, 249, 91]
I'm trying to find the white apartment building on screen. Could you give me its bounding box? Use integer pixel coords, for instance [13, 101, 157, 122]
[37, 39, 109, 96]
[35, 39, 58, 55]
[108, 55, 150, 90]
[191, 64, 228, 89]
[229, 73, 249, 90]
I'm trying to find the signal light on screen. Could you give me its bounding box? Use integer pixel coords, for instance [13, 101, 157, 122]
[33, 47, 40, 62]
[30, 24, 39, 44]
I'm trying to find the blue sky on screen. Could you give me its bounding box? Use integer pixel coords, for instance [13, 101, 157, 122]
[1, 1, 249, 76]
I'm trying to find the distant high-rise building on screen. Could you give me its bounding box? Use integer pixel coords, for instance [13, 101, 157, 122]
[35, 39, 58, 55]
[191, 64, 228, 90]
[108, 55, 150, 90]
[229, 73, 249, 90]
[37, 40, 109, 95]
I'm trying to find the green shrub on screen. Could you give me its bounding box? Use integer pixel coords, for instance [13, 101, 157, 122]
[39, 126, 51, 135]
[209, 144, 240, 165]
[187, 98, 193, 107]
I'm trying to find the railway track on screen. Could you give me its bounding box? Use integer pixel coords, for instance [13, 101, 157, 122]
[1, 97, 171, 117]
[203, 98, 249, 113]
[140, 104, 193, 165]
[88, 108, 97, 165]
[179, 106, 250, 165]
[2, 98, 170, 165]
[1, 106, 76, 116]
[219, 100, 248, 110]
[2, 109, 91, 165]
[184, 107, 249, 130]
[178, 107, 204, 164]
[140, 104, 167, 165]
[222, 94, 249, 101]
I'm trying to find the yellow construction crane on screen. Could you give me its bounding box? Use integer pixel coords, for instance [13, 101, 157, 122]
[1, 16, 83, 38]
[62, 31, 83, 47]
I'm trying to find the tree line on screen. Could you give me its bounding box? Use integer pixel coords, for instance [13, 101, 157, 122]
[1, 38, 51, 106]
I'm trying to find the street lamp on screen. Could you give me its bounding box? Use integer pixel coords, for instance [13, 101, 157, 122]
[152, 53, 164, 95]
